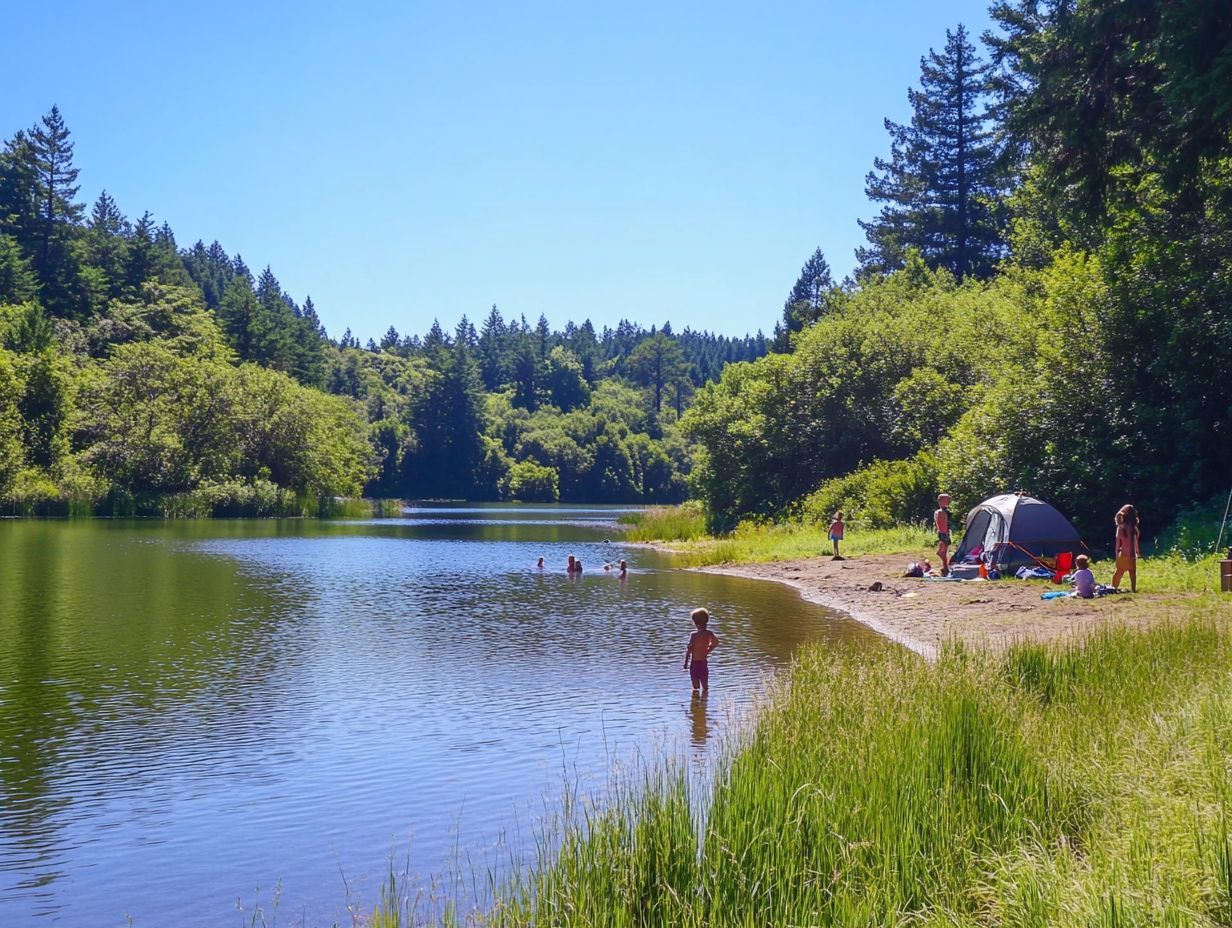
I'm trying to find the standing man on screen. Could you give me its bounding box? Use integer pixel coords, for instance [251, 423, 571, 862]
[934, 493, 952, 576]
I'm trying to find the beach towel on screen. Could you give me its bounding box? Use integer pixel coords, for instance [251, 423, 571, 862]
[1015, 566, 1054, 580]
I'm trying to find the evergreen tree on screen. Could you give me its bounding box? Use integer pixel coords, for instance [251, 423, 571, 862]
[0, 131, 41, 255]
[301, 295, 324, 338]
[29, 106, 83, 267]
[87, 190, 129, 298]
[511, 335, 540, 410]
[0, 234, 37, 304]
[857, 25, 1006, 280]
[535, 313, 551, 358]
[404, 342, 486, 498]
[772, 247, 834, 351]
[627, 333, 686, 413]
[477, 304, 508, 391]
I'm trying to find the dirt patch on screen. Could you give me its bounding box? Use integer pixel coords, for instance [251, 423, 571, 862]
[693, 553, 1227, 659]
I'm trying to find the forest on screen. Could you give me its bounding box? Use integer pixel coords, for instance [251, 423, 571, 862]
[0, 109, 765, 514]
[2, 0, 1230, 542]
[686, 4, 1232, 545]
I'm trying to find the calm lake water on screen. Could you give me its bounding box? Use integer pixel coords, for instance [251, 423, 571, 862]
[0, 506, 881, 927]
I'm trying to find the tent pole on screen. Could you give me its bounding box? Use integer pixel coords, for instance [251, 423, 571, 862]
[1216, 486, 1232, 555]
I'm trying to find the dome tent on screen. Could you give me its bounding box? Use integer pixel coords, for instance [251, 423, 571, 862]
[953, 493, 1085, 572]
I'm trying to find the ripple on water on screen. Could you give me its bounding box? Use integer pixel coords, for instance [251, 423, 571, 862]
[0, 510, 881, 927]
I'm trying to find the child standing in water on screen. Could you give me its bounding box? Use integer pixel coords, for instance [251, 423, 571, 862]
[829, 511, 845, 560]
[682, 608, 719, 692]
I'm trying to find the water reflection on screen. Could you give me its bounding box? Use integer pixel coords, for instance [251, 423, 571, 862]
[688, 691, 711, 749]
[0, 509, 883, 927]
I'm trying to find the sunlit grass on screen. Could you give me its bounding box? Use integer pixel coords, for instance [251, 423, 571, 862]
[472, 609, 1232, 926]
[621, 506, 1230, 595]
[625, 506, 936, 567]
[618, 502, 708, 542]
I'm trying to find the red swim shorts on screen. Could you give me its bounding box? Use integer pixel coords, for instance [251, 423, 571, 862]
[689, 660, 709, 688]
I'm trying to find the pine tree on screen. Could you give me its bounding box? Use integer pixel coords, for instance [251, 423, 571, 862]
[29, 106, 83, 267]
[772, 247, 834, 351]
[477, 304, 508, 391]
[0, 234, 37, 303]
[857, 25, 1006, 280]
[0, 131, 41, 256]
[627, 333, 686, 413]
[87, 190, 129, 298]
[535, 313, 551, 358]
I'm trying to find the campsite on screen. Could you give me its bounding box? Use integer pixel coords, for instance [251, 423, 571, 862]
[5, 0, 1232, 924]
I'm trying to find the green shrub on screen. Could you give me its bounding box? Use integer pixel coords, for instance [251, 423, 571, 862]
[501, 460, 560, 502]
[799, 450, 940, 529]
[1154, 494, 1232, 559]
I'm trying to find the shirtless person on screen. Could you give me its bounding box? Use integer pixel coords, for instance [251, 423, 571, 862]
[682, 608, 719, 692]
[934, 493, 952, 576]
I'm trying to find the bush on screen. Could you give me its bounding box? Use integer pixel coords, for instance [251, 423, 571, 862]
[1153, 494, 1232, 559]
[501, 460, 559, 502]
[799, 451, 940, 529]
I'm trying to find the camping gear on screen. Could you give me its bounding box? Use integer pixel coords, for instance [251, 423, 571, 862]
[1016, 566, 1054, 580]
[1051, 551, 1073, 584]
[947, 563, 981, 579]
[954, 493, 1086, 573]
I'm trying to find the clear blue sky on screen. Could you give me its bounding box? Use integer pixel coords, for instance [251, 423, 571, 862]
[5, 0, 995, 343]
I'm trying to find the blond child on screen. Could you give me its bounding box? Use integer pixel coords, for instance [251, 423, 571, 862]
[935, 493, 952, 575]
[1072, 553, 1095, 598]
[682, 608, 719, 692]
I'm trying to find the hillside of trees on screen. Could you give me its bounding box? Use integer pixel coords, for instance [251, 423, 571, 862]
[690, 2, 1232, 545]
[0, 107, 766, 514]
[3, 0, 1228, 539]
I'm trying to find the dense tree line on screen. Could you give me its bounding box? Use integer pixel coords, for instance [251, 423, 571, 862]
[689, 1, 1232, 545]
[0, 108, 765, 513]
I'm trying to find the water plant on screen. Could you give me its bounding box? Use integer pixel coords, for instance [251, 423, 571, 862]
[466, 610, 1232, 926]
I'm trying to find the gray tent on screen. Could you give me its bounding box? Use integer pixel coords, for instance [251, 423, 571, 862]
[953, 493, 1085, 571]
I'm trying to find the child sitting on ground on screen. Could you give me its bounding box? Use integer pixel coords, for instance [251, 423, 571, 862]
[1072, 553, 1095, 599]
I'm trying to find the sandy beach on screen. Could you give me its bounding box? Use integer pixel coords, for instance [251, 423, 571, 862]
[694, 553, 1221, 659]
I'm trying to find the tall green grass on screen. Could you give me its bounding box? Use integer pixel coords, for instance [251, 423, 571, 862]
[619, 502, 709, 542]
[479, 609, 1232, 926]
[624, 507, 936, 567]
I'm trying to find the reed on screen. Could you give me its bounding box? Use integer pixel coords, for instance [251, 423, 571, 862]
[618, 502, 709, 542]
[477, 610, 1232, 926]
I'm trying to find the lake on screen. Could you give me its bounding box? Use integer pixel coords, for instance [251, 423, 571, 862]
[0, 506, 881, 926]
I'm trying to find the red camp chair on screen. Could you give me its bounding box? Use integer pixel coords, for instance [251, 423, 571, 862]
[1051, 551, 1073, 584]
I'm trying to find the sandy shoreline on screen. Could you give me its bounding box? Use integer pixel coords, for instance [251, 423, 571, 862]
[687, 553, 1218, 658]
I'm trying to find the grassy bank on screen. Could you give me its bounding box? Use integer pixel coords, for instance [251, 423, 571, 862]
[474, 608, 1232, 926]
[622, 505, 1227, 593]
[621, 505, 935, 565]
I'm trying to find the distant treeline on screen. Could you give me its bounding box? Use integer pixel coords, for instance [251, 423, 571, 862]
[0, 107, 765, 514]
